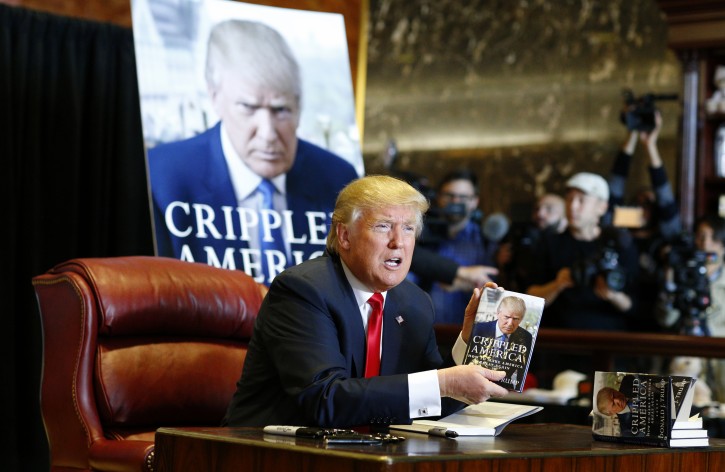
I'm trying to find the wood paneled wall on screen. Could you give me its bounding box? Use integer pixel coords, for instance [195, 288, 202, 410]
[2, 0, 364, 94]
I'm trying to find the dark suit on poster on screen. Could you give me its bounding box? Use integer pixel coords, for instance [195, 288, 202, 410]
[616, 374, 637, 437]
[222, 252, 463, 427]
[472, 319, 534, 390]
[147, 123, 358, 275]
[474, 319, 533, 354]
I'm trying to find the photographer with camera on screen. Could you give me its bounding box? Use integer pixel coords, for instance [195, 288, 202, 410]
[609, 108, 682, 332]
[657, 215, 725, 401]
[525, 172, 639, 388]
[657, 216, 725, 337]
[611, 107, 681, 239]
[388, 167, 501, 297]
[526, 172, 638, 329]
[414, 169, 499, 324]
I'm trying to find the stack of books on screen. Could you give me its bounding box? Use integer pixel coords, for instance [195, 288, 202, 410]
[591, 371, 709, 448]
[670, 413, 708, 448]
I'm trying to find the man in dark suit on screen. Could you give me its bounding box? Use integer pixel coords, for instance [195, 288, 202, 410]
[222, 175, 508, 428]
[147, 19, 358, 285]
[474, 296, 533, 353]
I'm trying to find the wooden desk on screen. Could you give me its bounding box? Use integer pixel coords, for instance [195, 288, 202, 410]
[155, 423, 725, 471]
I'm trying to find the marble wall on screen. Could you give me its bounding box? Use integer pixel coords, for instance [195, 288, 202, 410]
[363, 0, 682, 222]
[5, 0, 683, 221]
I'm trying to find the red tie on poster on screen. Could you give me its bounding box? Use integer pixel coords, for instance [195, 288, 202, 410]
[364, 293, 384, 377]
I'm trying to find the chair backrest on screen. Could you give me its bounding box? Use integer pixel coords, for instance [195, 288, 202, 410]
[32, 256, 265, 472]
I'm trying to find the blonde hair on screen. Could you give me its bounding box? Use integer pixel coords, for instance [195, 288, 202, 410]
[205, 20, 301, 103]
[497, 296, 526, 317]
[326, 175, 429, 253]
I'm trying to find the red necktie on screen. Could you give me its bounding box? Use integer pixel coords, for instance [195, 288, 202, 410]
[364, 293, 384, 377]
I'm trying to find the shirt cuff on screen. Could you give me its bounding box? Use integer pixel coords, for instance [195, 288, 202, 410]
[452, 332, 468, 365]
[408, 370, 441, 418]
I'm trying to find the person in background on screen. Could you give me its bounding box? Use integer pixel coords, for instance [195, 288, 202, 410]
[222, 175, 508, 427]
[658, 215, 725, 401]
[497, 193, 567, 291]
[391, 168, 500, 294]
[148, 19, 358, 285]
[414, 169, 498, 324]
[609, 111, 681, 241]
[534, 194, 568, 234]
[525, 172, 639, 387]
[526, 172, 638, 329]
[608, 110, 681, 332]
[411, 248, 499, 293]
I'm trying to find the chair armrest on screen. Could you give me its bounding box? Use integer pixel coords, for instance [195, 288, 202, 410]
[89, 439, 155, 472]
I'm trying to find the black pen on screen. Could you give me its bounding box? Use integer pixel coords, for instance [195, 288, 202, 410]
[428, 427, 458, 438]
[263, 425, 331, 439]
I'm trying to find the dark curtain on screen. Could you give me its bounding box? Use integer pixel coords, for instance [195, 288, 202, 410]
[2, 4, 154, 470]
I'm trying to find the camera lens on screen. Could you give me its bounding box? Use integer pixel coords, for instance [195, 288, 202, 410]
[605, 270, 626, 292]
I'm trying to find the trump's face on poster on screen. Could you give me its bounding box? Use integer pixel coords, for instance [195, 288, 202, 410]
[210, 72, 301, 179]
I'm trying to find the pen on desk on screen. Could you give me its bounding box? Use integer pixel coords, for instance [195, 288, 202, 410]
[428, 427, 458, 438]
[263, 426, 328, 439]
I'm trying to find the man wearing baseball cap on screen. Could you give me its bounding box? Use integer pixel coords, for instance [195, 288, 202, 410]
[567, 172, 610, 201]
[524, 171, 639, 386]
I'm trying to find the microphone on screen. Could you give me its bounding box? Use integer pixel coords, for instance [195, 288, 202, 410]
[482, 212, 510, 243]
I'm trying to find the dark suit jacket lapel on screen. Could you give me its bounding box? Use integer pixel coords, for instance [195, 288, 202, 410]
[201, 123, 237, 206]
[348, 289, 367, 378]
[511, 328, 529, 347]
[329, 255, 367, 378]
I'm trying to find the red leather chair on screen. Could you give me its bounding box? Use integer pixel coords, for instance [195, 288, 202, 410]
[32, 256, 266, 472]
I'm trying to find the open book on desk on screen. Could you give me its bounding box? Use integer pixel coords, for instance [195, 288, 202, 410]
[390, 402, 543, 437]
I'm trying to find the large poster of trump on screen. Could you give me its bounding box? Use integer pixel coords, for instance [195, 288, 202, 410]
[131, 0, 363, 285]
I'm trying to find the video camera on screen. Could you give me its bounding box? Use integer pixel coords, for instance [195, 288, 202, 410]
[570, 228, 628, 291]
[620, 89, 678, 133]
[662, 233, 712, 336]
[418, 202, 470, 247]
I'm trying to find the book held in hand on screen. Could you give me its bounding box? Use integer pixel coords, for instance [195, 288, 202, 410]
[463, 288, 545, 392]
[390, 401, 543, 437]
[591, 371, 709, 448]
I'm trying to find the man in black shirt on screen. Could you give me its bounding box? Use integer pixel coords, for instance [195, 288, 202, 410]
[525, 172, 639, 387]
[526, 172, 639, 331]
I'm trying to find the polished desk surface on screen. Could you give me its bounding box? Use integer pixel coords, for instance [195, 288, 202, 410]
[155, 423, 725, 472]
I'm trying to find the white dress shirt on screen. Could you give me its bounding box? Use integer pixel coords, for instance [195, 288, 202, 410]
[341, 261, 467, 418]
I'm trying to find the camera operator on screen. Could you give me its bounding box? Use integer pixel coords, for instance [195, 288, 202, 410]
[386, 146, 498, 291]
[657, 216, 725, 401]
[608, 110, 682, 332]
[610, 110, 681, 239]
[414, 169, 498, 324]
[389, 169, 500, 294]
[526, 172, 639, 330]
[657, 216, 725, 336]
